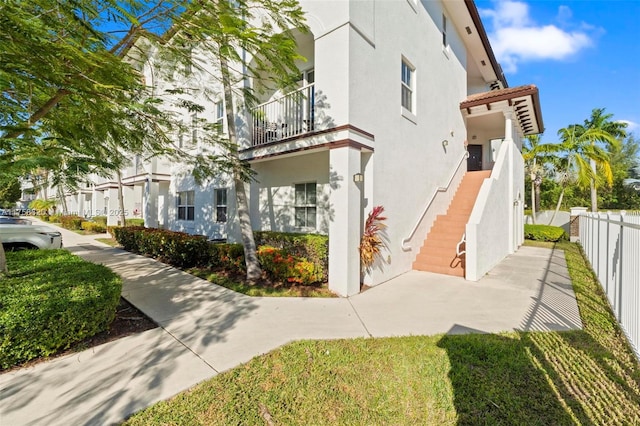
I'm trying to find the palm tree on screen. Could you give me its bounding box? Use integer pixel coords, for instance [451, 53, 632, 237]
[552, 125, 619, 217]
[523, 135, 545, 223]
[578, 108, 628, 212]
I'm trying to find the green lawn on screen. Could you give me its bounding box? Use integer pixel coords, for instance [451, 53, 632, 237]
[124, 241, 640, 425]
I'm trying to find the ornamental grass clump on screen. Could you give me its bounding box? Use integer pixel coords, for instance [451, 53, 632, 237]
[359, 205, 387, 271]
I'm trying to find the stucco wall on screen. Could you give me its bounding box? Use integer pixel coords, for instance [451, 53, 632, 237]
[250, 152, 331, 234]
[348, 0, 471, 286]
[466, 139, 523, 280]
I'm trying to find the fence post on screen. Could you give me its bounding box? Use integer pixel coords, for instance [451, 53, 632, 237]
[605, 211, 610, 296]
[617, 211, 625, 322]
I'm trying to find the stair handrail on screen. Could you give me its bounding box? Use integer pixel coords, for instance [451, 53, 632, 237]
[401, 150, 469, 251]
[456, 232, 466, 256]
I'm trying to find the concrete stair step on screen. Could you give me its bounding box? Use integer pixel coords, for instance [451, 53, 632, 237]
[411, 169, 488, 278]
[413, 261, 465, 277]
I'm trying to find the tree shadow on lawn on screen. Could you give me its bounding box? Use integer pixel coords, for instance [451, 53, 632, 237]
[438, 327, 640, 425]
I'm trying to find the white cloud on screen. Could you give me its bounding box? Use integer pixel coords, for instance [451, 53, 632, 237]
[479, 0, 595, 73]
[619, 120, 638, 132]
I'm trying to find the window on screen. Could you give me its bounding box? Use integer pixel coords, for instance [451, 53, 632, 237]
[177, 190, 195, 221]
[401, 59, 414, 112]
[215, 101, 224, 133]
[215, 188, 227, 222]
[442, 14, 447, 47]
[294, 182, 317, 228]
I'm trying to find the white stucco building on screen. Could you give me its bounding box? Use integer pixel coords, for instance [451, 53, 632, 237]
[55, 0, 545, 297]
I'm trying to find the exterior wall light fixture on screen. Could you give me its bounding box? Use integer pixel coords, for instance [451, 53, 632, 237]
[353, 173, 364, 183]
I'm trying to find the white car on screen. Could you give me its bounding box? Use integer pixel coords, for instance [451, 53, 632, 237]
[0, 224, 63, 250]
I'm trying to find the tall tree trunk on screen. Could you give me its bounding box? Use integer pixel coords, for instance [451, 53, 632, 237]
[58, 186, 68, 215]
[117, 170, 127, 226]
[590, 158, 598, 212]
[549, 187, 565, 226]
[220, 56, 261, 282]
[530, 178, 536, 224]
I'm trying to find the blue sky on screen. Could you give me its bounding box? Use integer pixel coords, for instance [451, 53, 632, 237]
[475, 0, 640, 143]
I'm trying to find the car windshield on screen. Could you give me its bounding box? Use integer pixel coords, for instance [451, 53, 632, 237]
[0, 217, 32, 225]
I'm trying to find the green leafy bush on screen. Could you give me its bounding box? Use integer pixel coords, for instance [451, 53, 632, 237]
[59, 215, 84, 230]
[112, 227, 209, 268]
[254, 231, 328, 281]
[524, 224, 568, 242]
[257, 246, 323, 285]
[0, 250, 122, 369]
[81, 221, 107, 233]
[93, 216, 108, 226]
[49, 214, 61, 223]
[209, 243, 246, 271]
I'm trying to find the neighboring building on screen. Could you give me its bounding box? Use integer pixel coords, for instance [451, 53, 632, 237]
[50, 0, 545, 296]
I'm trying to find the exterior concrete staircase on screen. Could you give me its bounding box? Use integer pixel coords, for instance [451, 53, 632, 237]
[413, 170, 491, 277]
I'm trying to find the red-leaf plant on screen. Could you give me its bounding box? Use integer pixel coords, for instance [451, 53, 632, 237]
[359, 205, 387, 272]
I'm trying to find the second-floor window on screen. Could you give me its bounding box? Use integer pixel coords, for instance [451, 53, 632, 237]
[215, 188, 227, 222]
[295, 182, 316, 229]
[215, 101, 224, 133]
[177, 190, 195, 221]
[401, 59, 414, 112]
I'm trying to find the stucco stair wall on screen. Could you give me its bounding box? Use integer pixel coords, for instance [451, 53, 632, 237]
[413, 170, 491, 277]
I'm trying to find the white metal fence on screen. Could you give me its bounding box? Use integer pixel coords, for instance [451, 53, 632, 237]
[579, 211, 640, 359]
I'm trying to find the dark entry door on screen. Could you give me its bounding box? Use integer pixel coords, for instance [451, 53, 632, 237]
[467, 145, 483, 171]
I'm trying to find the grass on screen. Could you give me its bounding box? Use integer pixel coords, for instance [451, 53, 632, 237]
[96, 237, 119, 247]
[124, 241, 640, 425]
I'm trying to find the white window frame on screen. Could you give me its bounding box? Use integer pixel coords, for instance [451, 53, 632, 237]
[215, 101, 224, 133]
[294, 182, 317, 229]
[177, 190, 195, 221]
[401, 57, 417, 122]
[214, 188, 227, 223]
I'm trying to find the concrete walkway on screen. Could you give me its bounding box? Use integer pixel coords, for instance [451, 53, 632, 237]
[0, 225, 582, 425]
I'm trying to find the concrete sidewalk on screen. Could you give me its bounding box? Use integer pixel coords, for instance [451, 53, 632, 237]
[0, 225, 582, 425]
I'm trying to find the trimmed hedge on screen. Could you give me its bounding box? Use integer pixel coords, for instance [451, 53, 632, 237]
[59, 215, 84, 230]
[81, 221, 107, 233]
[112, 226, 209, 268]
[524, 224, 568, 242]
[126, 218, 145, 226]
[1, 250, 122, 369]
[93, 216, 108, 226]
[111, 227, 329, 285]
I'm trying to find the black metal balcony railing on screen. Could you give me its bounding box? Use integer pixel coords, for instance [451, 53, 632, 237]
[251, 83, 315, 146]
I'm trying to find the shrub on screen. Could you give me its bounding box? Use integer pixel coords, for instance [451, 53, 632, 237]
[59, 215, 84, 230]
[112, 227, 209, 268]
[524, 224, 568, 242]
[0, 250, 122, 369]
[49, 214, 61, 223]
[126, 218, 145, 227]
[209, 243, 245, 272]
[254, 231, 328, 281]
[81, 221, 107, 233]
[93, 216, 108, 226]
[257, 246, 323, 285]
[359, 206, 387, 271]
